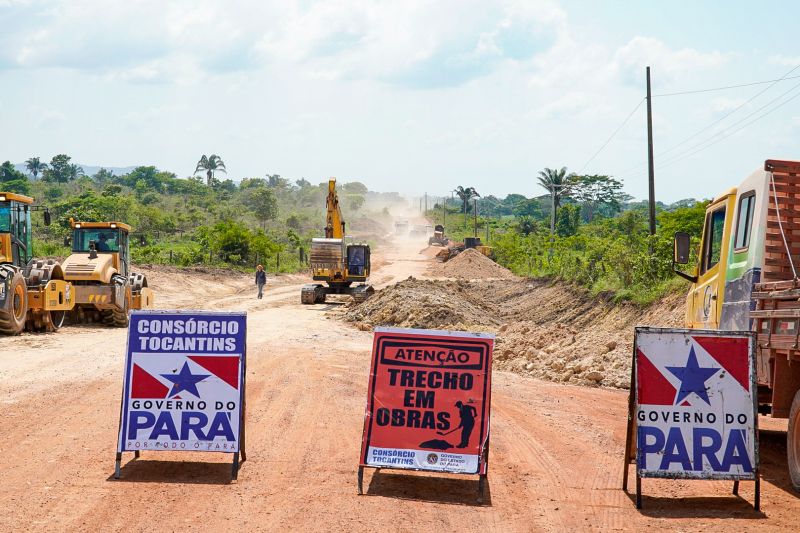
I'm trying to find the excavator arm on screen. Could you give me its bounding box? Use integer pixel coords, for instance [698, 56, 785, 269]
[325, 179, 345, 239]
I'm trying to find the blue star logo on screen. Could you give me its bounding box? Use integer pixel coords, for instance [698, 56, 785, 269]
[666, 346, 719, 405]
[161, 362, 210, 398]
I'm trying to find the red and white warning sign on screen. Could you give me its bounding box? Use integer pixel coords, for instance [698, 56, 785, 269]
[359, 327, 494, 475]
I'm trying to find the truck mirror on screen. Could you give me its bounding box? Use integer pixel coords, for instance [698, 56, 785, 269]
[674, 232, 691, 264]
[63, 236, 71, 247]
[44, 210, 52, 226]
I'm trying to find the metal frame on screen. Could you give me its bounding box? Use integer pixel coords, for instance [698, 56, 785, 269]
[622, 327, 760, 511]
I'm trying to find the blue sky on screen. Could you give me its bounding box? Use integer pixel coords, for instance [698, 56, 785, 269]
[1, 0, 799, 202]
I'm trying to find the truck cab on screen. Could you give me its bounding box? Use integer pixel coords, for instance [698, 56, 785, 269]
[679, 190, 736, 329]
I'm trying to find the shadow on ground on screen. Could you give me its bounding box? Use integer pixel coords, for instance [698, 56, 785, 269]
[364, 469, 491, 507]
[108, 458, 237, 485]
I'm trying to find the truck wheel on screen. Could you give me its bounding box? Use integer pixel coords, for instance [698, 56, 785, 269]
[0, 271, 28, 335]
[789, 389, 800, 491]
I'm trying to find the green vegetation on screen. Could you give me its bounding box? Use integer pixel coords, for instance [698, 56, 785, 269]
[430, 172, 706, 305]
[4, 154, 399, 274]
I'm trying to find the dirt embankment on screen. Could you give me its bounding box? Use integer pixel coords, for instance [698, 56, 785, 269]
[344, 276, 685, 389]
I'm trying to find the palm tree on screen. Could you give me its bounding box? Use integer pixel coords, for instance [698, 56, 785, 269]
[195, 154, 227, 186]
[537, 167, 574, 233]
[67, 163, 85, 181]
[454, 186, 480, 227]
[25, 157, 47, 181]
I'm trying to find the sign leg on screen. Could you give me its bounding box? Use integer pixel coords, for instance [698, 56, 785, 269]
[231, 452, 240, 481]
[134, 450, 140, 459]
[114, 452, 122, 479]
[754, 476, 760, 512]
[733, 480, 739, 496]
[357, 466, 364, 495]
[623, 344, 636, 491]
[635, 474, 642, 510]
[477, 474, 487, 504]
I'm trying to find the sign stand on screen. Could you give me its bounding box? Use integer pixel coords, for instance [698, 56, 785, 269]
[357, 327, 494, 503]
[621, 346, 638, 506]
[622, 327, 760, 511]
[113, 310, 247, 482]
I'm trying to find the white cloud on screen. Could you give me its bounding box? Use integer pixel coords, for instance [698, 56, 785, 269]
[614, 36, 727, 81]
[0, 0, 567, 88]
[710, 97, 746, 114]
[769, 55, 800, 67]
[30, 106, 66, 129]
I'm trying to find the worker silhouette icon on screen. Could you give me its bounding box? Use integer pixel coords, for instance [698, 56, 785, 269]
[455, 401, 477, 448]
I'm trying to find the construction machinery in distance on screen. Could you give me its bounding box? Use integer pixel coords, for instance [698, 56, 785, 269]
[63, 219, 154, 326]
[394, 219, 409, 236]
[428, 224, 449, 247]
[0, 192, 75, 334]
[301, 179, 374, 304]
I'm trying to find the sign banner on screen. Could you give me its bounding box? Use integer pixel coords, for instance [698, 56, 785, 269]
[360, 327, 494, 475]
[117, 311, 246, 454]
[634, 327, 757, 480]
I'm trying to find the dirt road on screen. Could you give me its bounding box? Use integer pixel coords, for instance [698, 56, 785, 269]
[1, 237, 798, 532]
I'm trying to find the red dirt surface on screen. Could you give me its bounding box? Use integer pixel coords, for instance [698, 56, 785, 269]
[0, 238, 797, 532]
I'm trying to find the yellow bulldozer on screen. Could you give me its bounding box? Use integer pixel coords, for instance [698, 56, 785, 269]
[301, 179, 374, 304]
[0, 192, 75, 334]
[63, 219, 154, 326]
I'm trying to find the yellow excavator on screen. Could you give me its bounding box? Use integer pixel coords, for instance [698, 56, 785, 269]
[301, 179, 374, 304]
[0, 192, 75, 334]
[62, 219, 154, 326]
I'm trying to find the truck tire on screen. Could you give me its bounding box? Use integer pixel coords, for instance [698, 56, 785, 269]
[789, 389, 800, 491]
[0, 271, 28, 335]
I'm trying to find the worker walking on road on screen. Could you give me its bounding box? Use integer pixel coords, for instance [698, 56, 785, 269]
[255, 264, 267, 299]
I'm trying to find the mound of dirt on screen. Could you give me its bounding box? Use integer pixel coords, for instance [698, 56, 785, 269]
[344, 277, 685, 389]
[343, 278, 500, 330]
[429, 248, 517, 280]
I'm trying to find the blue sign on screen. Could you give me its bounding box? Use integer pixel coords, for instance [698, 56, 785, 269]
[117, 310, 246, 454]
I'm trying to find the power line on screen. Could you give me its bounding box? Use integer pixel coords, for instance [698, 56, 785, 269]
[655, 77, 800, 168]
[620, 80, 800, 181]
[656, 63, 800, 159]
[653, 73, 800, 97]
[656, 82, 800, 171]
[616, 63, 800, 178]
[578, 98, 644, 174]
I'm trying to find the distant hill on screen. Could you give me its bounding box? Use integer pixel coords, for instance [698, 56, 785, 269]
[14, 163, 138, 178]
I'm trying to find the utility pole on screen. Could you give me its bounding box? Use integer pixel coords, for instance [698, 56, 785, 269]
[646, 66, 656, 236]
[442, 196, 446, 228]
[425, 192, 427, 213]
[473, 198, 478, 238]
[485, 207, 490, 243]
